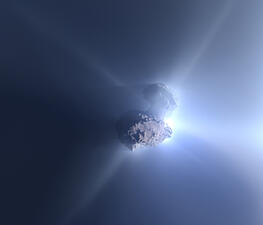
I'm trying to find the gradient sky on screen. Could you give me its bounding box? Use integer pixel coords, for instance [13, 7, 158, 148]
[1, 0, 263, 225]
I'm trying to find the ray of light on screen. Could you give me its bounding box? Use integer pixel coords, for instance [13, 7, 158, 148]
[61, 148, 129, 225]
[7, 5, 134, 224]
[9, 1, 124, 87]
[175, 0, 236, 86]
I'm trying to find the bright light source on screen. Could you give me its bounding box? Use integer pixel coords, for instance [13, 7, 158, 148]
[162, 115, 177, 144]
[164, 116, 176, 131]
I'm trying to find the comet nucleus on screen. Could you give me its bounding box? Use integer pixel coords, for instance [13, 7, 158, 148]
[116, 83, 177, 151]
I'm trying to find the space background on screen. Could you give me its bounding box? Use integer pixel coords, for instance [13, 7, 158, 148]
[1, 0, 263, 225]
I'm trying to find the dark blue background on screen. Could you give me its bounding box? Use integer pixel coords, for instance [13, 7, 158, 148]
[0, 0, 261, 224]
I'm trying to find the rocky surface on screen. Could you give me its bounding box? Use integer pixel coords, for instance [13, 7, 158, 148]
[116, 111, 172, 151]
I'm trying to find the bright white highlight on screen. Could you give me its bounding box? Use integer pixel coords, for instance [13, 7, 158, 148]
[164, 116, 176, 131]
[162, 114, 177, 144]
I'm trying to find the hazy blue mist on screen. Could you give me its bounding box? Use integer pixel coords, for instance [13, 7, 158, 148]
[1, 0, 262, 224]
